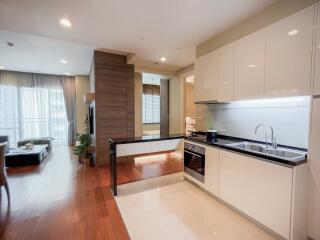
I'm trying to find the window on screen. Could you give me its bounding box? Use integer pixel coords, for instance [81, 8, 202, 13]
[142, 84, 160, 124]
[0, 71, 68, 147]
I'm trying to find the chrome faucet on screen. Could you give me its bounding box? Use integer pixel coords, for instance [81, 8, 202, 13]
[254, 123, 277, 151]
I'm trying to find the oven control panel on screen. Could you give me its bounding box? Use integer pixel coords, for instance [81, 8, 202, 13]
[184, 142, 205, 156]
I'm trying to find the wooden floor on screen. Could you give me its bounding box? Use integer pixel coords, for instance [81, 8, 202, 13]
[0, 145, 182, 240]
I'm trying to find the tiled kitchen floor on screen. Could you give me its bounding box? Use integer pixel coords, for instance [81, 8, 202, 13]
[116, 173, 277, 240]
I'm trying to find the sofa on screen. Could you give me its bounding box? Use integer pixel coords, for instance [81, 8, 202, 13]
[18, 137, 53, 152]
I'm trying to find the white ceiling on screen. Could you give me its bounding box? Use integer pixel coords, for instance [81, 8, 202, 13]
[0, 0, 277, 75]
[0, 30, 95, 75]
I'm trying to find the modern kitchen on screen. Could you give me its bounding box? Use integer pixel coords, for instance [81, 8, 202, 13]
[108, 1, 320, 240]
[0, 0, 320, 240]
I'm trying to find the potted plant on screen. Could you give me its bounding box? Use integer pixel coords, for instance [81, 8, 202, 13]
[73, 132, 92, 166]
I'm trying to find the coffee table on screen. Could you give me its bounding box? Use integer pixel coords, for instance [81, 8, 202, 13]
[5, 144, 49, 167]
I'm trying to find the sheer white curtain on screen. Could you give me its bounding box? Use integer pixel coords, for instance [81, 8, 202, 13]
[0, 71, 69, 147]
[142, 84, 160, 124]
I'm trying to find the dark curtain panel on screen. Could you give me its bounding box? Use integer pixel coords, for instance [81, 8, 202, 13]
[62, 77, 76, 145]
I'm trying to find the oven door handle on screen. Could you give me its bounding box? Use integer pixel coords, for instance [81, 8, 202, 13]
[184, 150, 203, 158]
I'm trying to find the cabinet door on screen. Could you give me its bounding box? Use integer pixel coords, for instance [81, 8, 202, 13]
[308, 98, 320, 239]
[204, 147, 220, 196]
[194, 50, 218, 102]
[235, 29, 266, 100]
[265, 6, 314, 97]
[314, 5, 320, 95]
[219, 150, 293, 239]
[218, 42, 235, 102]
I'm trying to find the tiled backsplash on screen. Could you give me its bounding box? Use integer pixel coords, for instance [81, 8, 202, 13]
[206, 97, 311, 148]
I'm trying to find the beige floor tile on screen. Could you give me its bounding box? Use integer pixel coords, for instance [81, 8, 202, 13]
[116, 173, 277, 240]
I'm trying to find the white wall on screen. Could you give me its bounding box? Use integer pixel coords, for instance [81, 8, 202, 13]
[75, 75, 90, 133]
[169, 76, 184, 134]
[206, 97, 310, 148]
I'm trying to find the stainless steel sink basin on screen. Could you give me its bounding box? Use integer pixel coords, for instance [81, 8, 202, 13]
[266, 149, 304, 159]
[227, 142, 266, 152]
[226, 141, 306, 161]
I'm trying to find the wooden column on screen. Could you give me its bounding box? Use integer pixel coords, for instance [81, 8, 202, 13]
[90, 51, 134, 166]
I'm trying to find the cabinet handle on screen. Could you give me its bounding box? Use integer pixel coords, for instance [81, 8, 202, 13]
[184, 150, 203, 158]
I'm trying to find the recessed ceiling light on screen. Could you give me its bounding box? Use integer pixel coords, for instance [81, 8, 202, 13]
[288, 29, 299, 36]
[176, 46, 182, 50]
[0, 66, 5, 70]
[60, 58, 68, 64]
[65, 72, 70, 76]
[59, 18, 72, 28]
[248, 64, 257, 68]
[160, 57, 166, 62]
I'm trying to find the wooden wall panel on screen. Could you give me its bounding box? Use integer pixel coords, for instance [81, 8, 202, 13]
[92, 51, 134, 166]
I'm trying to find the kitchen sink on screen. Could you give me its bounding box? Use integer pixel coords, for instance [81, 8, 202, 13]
[227, 142, 266, 152]
[226, 141, 306, 161]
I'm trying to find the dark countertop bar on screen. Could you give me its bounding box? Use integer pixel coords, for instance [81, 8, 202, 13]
[109, 133, 185, 196]
[109, 133, 186, 145]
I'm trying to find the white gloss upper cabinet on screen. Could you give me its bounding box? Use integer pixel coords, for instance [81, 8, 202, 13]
[204, 147, 220, 196]
[314, 4, 320, 95]
[218, 42, 235, 102]
[194, 50, 218, 102]
[265, 6, 314, 98]
[235, 29, 266, 100]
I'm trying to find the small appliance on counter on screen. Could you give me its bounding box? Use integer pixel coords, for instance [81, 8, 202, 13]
[206, 129, 218, 143]
[185, 117, 196, 136]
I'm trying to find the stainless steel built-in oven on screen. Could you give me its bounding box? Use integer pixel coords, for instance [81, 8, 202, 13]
[184, 142, 205, 183]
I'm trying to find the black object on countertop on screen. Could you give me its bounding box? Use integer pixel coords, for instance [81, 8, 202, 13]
[206, 130, 218, 143]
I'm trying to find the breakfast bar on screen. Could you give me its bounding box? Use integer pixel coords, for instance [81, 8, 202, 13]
[109, 134, 185, 196]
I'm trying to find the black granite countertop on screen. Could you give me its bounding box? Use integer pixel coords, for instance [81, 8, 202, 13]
[185, 133, 307, 167]
[109, 133, 186, 145]
[109, 132, 307, 167]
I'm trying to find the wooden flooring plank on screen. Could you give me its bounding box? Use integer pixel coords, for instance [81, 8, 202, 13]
[0, 146, 182, 240]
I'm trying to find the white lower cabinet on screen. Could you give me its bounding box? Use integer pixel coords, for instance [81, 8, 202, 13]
[219, 150, 293, 239]
[184, 140, 308, 240]
[204, 147, 220, 196]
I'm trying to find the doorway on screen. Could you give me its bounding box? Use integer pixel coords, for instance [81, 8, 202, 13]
[141, 73, 169, 136]
[184, 75, 196, 135]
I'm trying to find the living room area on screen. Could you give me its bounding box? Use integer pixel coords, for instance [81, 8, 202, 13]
[0, 70, 90, 165]
[0, 27, 184, 239]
